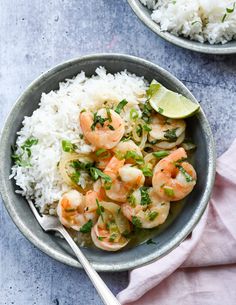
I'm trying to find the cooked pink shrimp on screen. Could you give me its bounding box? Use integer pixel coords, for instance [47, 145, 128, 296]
[152, 148, 197, 201]
[103, 156, 145, 202]
[122, 187, 170, 229]
[57, 190, 98, 231]
[149, 114, 186, 149]
[112, 140, 142, 164]
[79, 108, 125, 149]
[91, 201, 130, 251]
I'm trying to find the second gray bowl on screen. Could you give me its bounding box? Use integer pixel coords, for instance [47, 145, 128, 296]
[128, 0, 236, 55]
[0, 54, 215, 271]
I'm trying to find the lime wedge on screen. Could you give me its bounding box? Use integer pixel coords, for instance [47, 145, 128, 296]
[148, 80, 200, 119]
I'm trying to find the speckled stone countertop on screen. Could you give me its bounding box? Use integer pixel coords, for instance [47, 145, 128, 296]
[0, 1, 235, 304]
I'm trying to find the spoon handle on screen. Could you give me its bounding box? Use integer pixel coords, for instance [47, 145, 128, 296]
[58, 227, 121, 305]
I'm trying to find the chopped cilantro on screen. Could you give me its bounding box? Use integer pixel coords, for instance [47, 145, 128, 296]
[70, 160, 94, 171]
[141, 101, 152, 123]
[91, 112, 108, 131]
[106, 108, 112, 122]
[157, 107, 164, 114]
[90, 167, 112, 184]
[152, 151, 170, 158]
[12, 137, 38, 167]
[146, 83, 161, 99]
[141, 165, 153, 177]
[143, 124, 152, 132]
[109, 233, 118, 242]
[146, 239, 157, 245]
[132, 216, 142, 228]
[80, 220, 93, 233]
[176, 164, 194, 182]
[115, 99, 128, 114]
[124, 150, 144, 165]
[62, 140, 77, 152]
[70, 171, 81, 184]
[130, 108, 139, 121]
[140, 187, 151, 205]
[148, 211, 158, 221]
[128, 193, 136, 207]
[163, 128, 178, 142]
[95, 148, 111, 159]
[96, 199, 104, 221]
[163, 187, 175, 197]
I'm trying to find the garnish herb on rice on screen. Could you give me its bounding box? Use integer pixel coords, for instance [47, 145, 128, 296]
[115, 99, 128, 114]
[222, 2, 236, 22]
[12, 137, 38, 167]
[62, 140, 77, 152]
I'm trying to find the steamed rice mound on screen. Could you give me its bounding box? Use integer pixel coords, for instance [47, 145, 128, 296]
[140, 0, 236, 44]
[10, 67, 148, 210]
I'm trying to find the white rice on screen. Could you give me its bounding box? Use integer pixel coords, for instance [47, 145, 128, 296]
[10, 67, 148, 210]
[140, 0, 236, 44]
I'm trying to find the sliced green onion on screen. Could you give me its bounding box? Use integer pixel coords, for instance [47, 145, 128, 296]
[153, 151, 170, 158]
[130, 108, 139, 121]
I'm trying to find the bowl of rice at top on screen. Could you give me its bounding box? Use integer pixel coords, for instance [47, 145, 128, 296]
[0, 54, 215, 271]
[128, 0, 236, 54]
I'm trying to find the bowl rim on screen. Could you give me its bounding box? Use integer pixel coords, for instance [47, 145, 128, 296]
[0, 53, 216, 271]
[127, 0, 236, 55]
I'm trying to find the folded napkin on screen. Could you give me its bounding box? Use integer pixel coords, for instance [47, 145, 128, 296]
[117, 139, 236, 305]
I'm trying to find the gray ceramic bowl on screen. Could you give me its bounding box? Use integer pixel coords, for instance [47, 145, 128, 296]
[128, 0, 236, 54]
[0, 54, 215, 271]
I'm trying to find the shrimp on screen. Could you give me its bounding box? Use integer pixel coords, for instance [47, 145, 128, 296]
[103, 156, 145, 202]
[91, 201, 131, 251]
[79, 108, 125, 149]
[149, 114, 186, 149]
[112, 140, 142, 163]
[152, 148, 197, 201]
[57, 190, 98, 231]
[122, 187, 170, 229]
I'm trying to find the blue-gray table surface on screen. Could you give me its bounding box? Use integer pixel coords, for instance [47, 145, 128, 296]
[0, 1, 235, 305]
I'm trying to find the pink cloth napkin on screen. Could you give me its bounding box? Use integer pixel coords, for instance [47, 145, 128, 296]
[117, 139, 236, 305]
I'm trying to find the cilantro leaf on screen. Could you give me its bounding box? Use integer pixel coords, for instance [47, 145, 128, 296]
[146, 239, 157, 245]
[62, 140, 77, 152]
[115, 99, 128, 114]
[163, 128, 178, 142]
[132, 216, 142, 228]
[140, 187, 151, 205]
[176, 164, 194, 182]
[80, 220, 93, 233]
